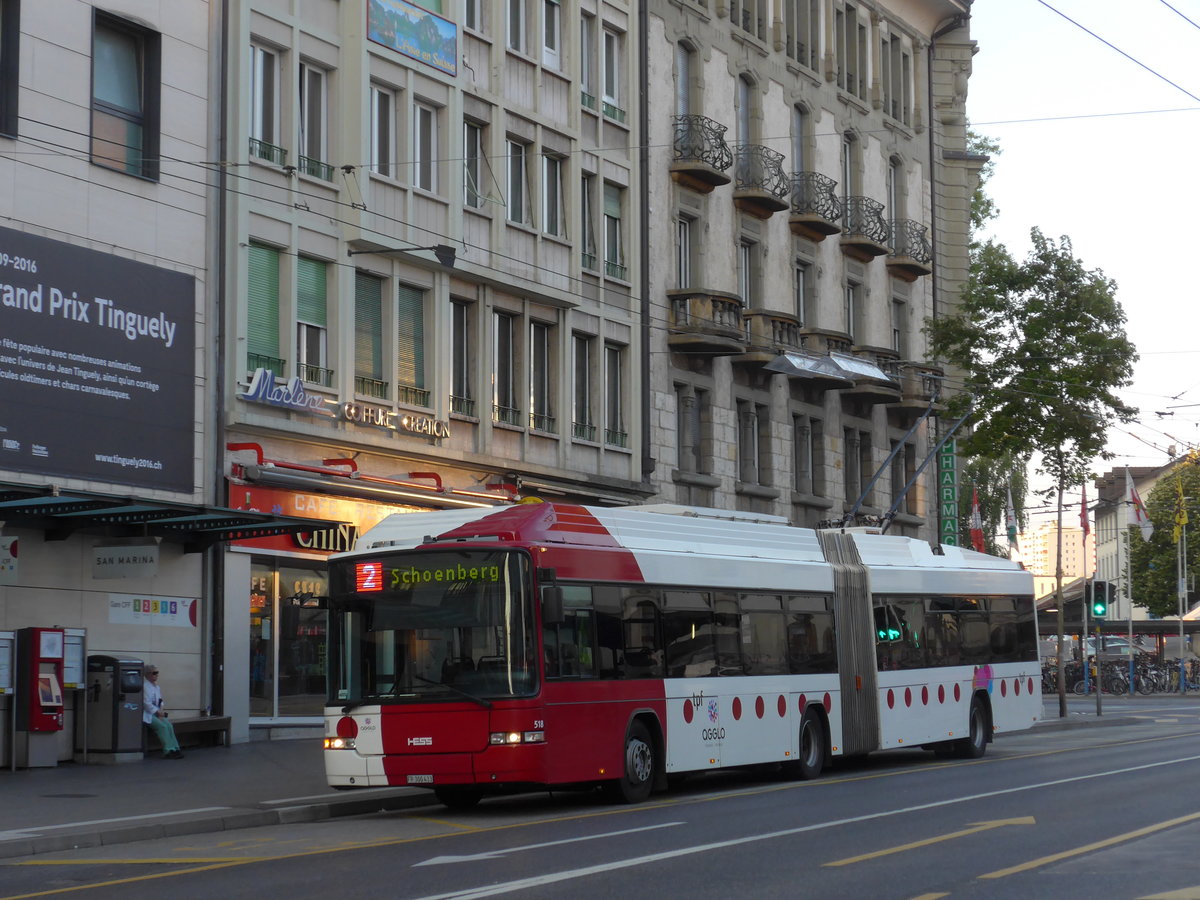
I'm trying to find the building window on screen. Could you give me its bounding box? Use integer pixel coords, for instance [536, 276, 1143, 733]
[493, 311, 520, 425]
[732, 0, 765, 40]
[738, 401, 770, 485]
[369, 84, 393, 178]
[464, 120, 485, 207]
[793, 414, 824, 496]
[543, 154, 564, 236]
[676, 384, 708, 474]
[0, 0, 19, 137]
[604, 343, 626, 447]
[891, 298, 907, 356]
[507, 139, 529, 224]
[91, 12, 160, 179]
[248, 43, 281, 163]
[602, 28, 624, 121]
[573, 333, 595, 440]
[397, 284, 427, 406]
[737, 239, 758, 306]
[836, 3, 865, 99]
[794, 259, 811, 327]
[542, 0, 561, 69]
[508, 0, 527, 54]
[675, 42, 693, 117]
[891, 441, 916, 515]
[845, 280, 862, 342]
[247, 243, 282, 374]
[841, 132, 859, 199]
[581, 173, 598, 269]
[296, 256, 330, 386]
[354, 272, 386, 399]
[791, 105, 808, 173]
[464, 0, 482, 32]
[676, 217, 693, 289]
[298, 62, 329, 179]
[843, 428, 872, 506]
[413, 101, 437, 192]
[451, 300, 474, 415]
[785, 0, 820, 71]
[580, 14, 597, 110]
[881, 33, 912, 125]
[529, 320, 555, 432]
[603, 182, 625, 279]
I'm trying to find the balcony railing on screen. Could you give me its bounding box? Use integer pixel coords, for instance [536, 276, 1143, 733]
[790, 172, 843, 240]
[667, 289, 747, 355]
[581, 91, 597, 111]
[605, 428, 628, 448]
[493, 404, 523, 426]
[840, 196, 890, 260]
[671, 115, 733, 192]
[298, 155, 334, 181]
[247, 353, 286, 377]
[249, 138, 286, 166]
[605, 259, 628, 280]
[886, 219, 934, 281]
[298, 363, 333, 387]
[573, 421, 597, 441]
[450, 395, 476, 417]
[397, 384, 431, 407]
[529, 413, 557, 433]
[582, 251, 598, 272]
[603, 102, 627, 124]
[355, 376, 389, 399]
[733, 145, 790, 217]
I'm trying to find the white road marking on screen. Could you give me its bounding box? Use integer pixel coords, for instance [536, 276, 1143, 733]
[411, 753, 1200, 899]
[415, 822, 684, 866]
[0, 808, 231, 841]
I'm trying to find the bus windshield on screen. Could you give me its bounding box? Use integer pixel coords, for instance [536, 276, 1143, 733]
[327, 549, 537, 705]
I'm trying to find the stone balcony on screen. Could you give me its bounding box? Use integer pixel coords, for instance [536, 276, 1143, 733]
[670, 115, 733, 193]
[667, 289, 747, 355]
[736, 309, 804, 364]
[833, 346, 902, 405]
[887, 362, 946, 422]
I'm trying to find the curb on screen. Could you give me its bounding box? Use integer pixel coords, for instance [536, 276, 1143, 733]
[1030, 715, 1143, 734]
[0, 791, 437, 861]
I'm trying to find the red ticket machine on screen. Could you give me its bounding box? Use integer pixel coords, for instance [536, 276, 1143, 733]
[16, 627, 65, 767]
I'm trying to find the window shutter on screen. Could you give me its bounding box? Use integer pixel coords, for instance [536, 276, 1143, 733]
[355, 272, 382, 379]
[603, 183, 620, 218]
[247, 243, 280, 358]
[396, 284, 425, 389]
[296, 256, 327, 326]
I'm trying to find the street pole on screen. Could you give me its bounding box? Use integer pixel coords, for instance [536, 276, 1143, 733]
[1180, 521, 1188, 694]
[1125, 525, 1134, 696]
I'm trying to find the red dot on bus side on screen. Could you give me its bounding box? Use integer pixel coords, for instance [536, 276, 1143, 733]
[904, 687, 912, 707]
[823, 693, 832, 713]
[954, 683, 961, 702]
[732, 697, 742, 720]
[1015, 678, 1021, 696]
[755, 696, 765, 719]
[1000, 679, 1007, 697]
[777, 695, 786, 717]
[683, 700, 693, 724]
[798, 693, 807, 712]
[938, 684, 946, 704]
[887, 689, 895, 709]
[1028, 677, 1035, 694]
[921, 685, 929, 705]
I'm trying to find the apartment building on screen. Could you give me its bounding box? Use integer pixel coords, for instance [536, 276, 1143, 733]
[644, 0, 979, 538]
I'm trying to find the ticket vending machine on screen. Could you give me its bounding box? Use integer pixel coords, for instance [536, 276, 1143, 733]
[15, 627, 65, 768]
[0, 631, 13, 771]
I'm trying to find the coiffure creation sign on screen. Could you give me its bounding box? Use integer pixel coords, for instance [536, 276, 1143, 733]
[0, 226, 196, 491]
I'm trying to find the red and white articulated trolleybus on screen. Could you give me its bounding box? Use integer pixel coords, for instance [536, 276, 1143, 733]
[323, 503, 1040, 808]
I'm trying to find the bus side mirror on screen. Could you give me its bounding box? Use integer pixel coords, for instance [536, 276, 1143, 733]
[542, 586, 564, 625]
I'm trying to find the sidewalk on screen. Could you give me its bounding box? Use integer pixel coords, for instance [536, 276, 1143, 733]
[0, 738, 432, 860]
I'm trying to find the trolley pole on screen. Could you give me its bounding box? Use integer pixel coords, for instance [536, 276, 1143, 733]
[1179, 522, 1188, 694]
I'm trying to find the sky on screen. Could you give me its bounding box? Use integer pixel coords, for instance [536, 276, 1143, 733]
[964, 0, 1200, 521]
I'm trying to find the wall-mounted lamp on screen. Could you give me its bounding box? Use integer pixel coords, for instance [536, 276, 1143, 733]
[347, 243, 457, 268]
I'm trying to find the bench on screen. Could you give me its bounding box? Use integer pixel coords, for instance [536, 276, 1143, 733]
[145, 715, 232, 751]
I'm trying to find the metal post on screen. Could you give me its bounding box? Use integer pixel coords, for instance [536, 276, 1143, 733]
[1082, 577, 1090, 696]
[1180, 522, 1188, 694]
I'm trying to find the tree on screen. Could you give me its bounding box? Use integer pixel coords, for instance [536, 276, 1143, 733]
[927, 229, 1138, 715]
[1129, 460, 1200, 617]
[960, 453, 1027, 558]
[967, 127, 1001, 237]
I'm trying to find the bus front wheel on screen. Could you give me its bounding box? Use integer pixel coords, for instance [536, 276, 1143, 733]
[604, 720, 656, 804]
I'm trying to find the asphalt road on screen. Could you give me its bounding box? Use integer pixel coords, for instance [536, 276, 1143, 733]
[6, 699, 1200, 900]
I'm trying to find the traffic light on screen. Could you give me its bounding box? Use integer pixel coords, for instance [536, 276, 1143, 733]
[1091, 580, 1110, 619]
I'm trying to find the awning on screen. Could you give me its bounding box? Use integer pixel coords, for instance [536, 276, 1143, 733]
[764, 351, 854, 386]
[829, 351, 895, 385]
[0, 481, 345, 552]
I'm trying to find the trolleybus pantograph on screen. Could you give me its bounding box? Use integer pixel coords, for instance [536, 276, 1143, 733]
[323, 502, 1040, 808]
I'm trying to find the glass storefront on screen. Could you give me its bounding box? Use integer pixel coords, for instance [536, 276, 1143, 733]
[249, 558, 329, 717]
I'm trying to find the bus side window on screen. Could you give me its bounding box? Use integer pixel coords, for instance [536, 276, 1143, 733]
[740, 593, 786, 676]
[787, 595, 836, 674]
[713, 594, 744, 675]
[663, 591, 716, 677]
[621, 588, 663, 679]
[545, 586, 596, 679]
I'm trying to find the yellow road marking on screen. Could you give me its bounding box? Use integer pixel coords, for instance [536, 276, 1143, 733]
[406, 815, 482, 830]
[908, 894, 950, 900]
[980, 811, 1200, 879]
[825, 817, 1035, 867]
[11, 858, 244, 866]
[1140, 886, 1200, 899]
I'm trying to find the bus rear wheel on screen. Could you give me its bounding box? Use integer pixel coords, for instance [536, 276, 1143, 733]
[434, 786, 484, 810]
[954, 697, 988, 759]
[604, 720, 656, 804]
[783, 708, 826, 780]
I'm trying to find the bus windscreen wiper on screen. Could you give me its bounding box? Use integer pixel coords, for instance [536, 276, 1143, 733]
[412, 673, 492, 709]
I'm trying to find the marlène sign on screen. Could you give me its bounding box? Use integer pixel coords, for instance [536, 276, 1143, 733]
[93, 543, 160, 579]
[238, 368, 335, 417]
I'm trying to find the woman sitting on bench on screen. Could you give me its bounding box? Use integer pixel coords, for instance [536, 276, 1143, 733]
[144, 665, 184, 759]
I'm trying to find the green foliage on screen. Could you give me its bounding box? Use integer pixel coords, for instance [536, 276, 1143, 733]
[1129, 464, 1200, 617]
[966, 127, 1000, 236]
[960, 454, 1027, 557]
[927, 229, 1138, 496]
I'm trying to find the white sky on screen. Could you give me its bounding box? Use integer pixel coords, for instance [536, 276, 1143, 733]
[966, 0, 1200, 520]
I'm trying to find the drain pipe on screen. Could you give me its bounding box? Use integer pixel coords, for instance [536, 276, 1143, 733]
[638, 0, 655, 486]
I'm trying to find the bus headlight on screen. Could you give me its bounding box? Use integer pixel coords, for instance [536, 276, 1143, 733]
[489, 731, 544, 745]
[324, 737, 356, 750]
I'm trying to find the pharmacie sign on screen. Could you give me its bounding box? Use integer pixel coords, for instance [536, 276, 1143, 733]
[938, 437, 959, 546]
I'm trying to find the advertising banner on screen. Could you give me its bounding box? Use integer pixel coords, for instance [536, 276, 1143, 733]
[367, 0, 458, 75]
[0, 536, 15, 584]
[0, 225, 196, 491]
[108, 593, 197, 628]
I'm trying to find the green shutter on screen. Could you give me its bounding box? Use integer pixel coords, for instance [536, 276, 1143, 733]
[247, 243, 280, 358]
[355, 273, 383, 379]
[296, 256, 327, 326]
[396, 284, 425, 389]
[604, 183, 621, 218]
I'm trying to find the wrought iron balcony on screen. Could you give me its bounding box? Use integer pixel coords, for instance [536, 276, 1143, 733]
[840, 196, 890, 261]
[732, 145, 790, 218]
[298, 363, 334, 387]
[397, 384, 431, 407]
[605, 428, 628, 448]
[355, 376, 389, 400]
[450, 395, 477, 417]
[671, 115, 733, 193]
[298, 155, 334, 182]
[667, 289, 747, 355]
[737, 309, 803, 365]
[790, 172, 843, 242]
[573, 421, 597, 441]
[886, 219, 933, 281]
[529, 413, 557, 433]
[887, 362, 946, 423]
[493, 404, 523, 427]
[246, 353, 286, 378]
[249, 138, 287, 166]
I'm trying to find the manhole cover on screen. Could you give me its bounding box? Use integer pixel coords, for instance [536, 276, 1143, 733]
[41, 793, 98, 799]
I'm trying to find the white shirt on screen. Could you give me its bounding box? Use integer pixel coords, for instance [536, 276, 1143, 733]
[143, 678, 164, 725]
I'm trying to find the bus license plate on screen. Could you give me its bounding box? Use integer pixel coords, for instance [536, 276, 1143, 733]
[406, 774, 434, 784]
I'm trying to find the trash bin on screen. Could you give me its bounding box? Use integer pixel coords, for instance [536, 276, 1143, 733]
[85, 656, 144, 762]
